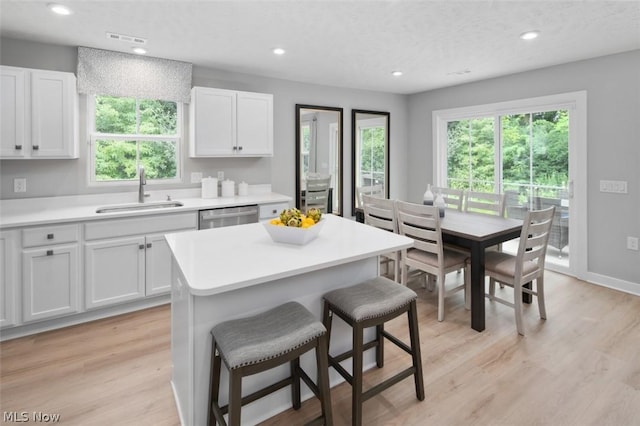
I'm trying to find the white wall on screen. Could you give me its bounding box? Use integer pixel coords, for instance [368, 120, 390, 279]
[0, 37, 409, 218]
[407, 50, 640, 287]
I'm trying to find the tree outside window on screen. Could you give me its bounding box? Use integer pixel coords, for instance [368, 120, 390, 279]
[91, 95, 180, 182]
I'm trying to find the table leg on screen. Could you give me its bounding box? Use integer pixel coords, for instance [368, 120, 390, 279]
[470, 242, 485, 332]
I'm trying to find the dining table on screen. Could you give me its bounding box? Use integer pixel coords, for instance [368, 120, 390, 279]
[439, 210, 524, 332]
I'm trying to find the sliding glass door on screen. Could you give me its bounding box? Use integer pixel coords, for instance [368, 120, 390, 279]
[434, 92, 587, 276]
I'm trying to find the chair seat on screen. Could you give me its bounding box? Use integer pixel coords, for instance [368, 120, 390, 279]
[323, 276, 417, 322]
[211, 301, 326, 369]
[485, 251, 539, 278]
[406, 247, 467, 269]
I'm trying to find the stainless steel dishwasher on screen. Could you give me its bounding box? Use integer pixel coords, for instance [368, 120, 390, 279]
[198, 205, 259, 229]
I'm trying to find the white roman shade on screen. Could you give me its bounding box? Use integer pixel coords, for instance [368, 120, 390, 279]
[77, 46, 192, 103]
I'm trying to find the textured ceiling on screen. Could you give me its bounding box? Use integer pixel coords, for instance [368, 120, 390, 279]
[1, 0, 639, 94]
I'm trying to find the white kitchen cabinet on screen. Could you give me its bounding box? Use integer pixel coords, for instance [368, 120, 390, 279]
[22, 244, 79, 322]
[85, 236, 146, 309]
[21, 224, 81, 322]
[259, 202, 291, 221]
[0, 65, 78, 159]
[0, 231, 19, 328]
[189, 86, 273, 157]
[84, 212, 197, 308]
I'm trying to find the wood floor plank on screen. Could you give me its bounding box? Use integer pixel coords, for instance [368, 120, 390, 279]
[1, 271, 639, 425]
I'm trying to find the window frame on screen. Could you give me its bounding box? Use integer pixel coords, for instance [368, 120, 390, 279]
[87, 94, 183, 186]
[432, 91, 587, 279]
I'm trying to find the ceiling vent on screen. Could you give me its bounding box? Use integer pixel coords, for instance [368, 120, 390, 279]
[106, 32, 147, 45]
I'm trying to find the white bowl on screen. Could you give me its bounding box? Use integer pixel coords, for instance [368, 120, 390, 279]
[263, 219, 325, 245]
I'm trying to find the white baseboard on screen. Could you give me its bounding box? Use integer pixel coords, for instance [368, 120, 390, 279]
[585, 272, 640, 296]
[0, 295, 170, 341]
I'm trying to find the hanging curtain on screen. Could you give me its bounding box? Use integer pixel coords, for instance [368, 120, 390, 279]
[77, 46, 192, 103]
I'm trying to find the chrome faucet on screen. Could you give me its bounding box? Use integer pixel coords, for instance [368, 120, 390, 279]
[138, 166, 147, 203]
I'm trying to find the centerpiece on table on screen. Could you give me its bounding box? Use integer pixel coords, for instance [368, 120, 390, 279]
[263, 208, 325, 245]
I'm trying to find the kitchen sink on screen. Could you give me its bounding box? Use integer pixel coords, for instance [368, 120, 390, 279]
[95, 201, 184, 213]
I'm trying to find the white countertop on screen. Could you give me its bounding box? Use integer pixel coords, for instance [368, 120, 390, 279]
[165, 214, 414, 296]
[0, 187, 291, 228]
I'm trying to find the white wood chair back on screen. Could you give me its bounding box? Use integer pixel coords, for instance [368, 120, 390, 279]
[362, 195, 397, 233]
[464, 191, 506, 217]
[356, 184, 384, 209]
[305, 176, 331, 212]
[432, 187, 464, 211]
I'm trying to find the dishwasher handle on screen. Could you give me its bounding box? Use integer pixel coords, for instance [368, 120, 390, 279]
[201, 210, 258, 220]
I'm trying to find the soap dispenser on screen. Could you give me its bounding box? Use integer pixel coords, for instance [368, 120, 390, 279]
[423, 184, 434, 205]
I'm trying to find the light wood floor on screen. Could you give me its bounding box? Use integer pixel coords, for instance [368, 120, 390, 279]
[2, 271, 639, 425]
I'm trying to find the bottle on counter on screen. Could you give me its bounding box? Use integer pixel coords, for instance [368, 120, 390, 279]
[423, 184, 434, 205]
[434, 191, 446, 218]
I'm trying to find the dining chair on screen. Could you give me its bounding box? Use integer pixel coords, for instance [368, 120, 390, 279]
[432, 187, 464, 211]
[534, 196, 569, 257]
[361, 194, 400, 282]
[396, 201, 469, 322]
[356, 184, 384, 209]
[485, 206, 555, 335]
[464, 191, 506, 217]
[305, 175, 331, 213]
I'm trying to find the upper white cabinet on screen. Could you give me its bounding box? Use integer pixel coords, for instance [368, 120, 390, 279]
[189, 86, 273, 157]
[0, 65, 79, 159]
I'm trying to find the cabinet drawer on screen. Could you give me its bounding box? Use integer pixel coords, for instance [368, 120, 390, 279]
[22, 224, 79, 248]
[85, 212, 197, 240]
[259, 203, 290, 220]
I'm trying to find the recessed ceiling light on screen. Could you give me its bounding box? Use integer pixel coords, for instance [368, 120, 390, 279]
[520, 30, 540, 40]
[273, 48, 285, 55]
[48, 3, 72, 15]
[132, 47, 147, 55]
[391, 70, 403, 77]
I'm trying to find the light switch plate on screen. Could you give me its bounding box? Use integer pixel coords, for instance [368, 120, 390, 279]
[190, 172, 203, 183]
[217, 171, 224, 180]
[628, 236, 639, 251]
[600, 180, 628, 193]
[14, 178, 26, 193]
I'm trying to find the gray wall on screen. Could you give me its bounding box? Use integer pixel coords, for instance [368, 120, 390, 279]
[0, 37, 409, 218]
[407, 50, 640, 285]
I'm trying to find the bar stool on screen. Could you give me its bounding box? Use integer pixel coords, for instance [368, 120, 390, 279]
[208, 301, 333, 426]
[322, 277, 424, 426]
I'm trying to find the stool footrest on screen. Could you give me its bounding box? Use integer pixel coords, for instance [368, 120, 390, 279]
[299, 367, 320, 399]
[328, 355, 353, 385]
[332, 340, 378, 363]
[219, 376, 293, 415]
[361, 366, 416, 402]
[382, 330, 411, 354]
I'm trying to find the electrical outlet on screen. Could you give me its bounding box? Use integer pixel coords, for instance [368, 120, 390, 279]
[600, 180, 628, 193]
[14, 178, 26, 193]
[217, 171, 224, 180]
[627, 236, 639, 251]
[190, 172, 203, 183]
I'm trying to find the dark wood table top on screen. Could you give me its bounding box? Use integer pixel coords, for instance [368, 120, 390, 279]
[440, 210, 523, 242]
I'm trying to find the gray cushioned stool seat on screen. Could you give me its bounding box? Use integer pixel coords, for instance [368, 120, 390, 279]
[212, 301, 326, 370]
[323, 276, 417, 322]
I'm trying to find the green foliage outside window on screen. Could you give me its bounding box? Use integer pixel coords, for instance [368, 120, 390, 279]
[94, 96, 178, 182]
[359, 127, 386, 186]
[447, 110, 568, 198]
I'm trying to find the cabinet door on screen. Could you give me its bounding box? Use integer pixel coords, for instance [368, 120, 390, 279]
[30, 70, 78, 158]
[236, 91, 273, 156]
[145, 233, 173, 296]
[190, 87, 236, 156]
[0, 231, 18, 327]
[85, 236, 145, 309]
[0, 67, 26, 158]
[22, 244, 79, 322]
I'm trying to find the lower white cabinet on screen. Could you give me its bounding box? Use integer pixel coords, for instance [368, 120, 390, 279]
[22, 244, 79, 322]
[85, 236, 146, 309]
[0, 231, 18, 327]
[84, 212, 197, 309]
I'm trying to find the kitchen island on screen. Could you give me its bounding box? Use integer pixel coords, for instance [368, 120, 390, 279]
[166, 214, 413, 426]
